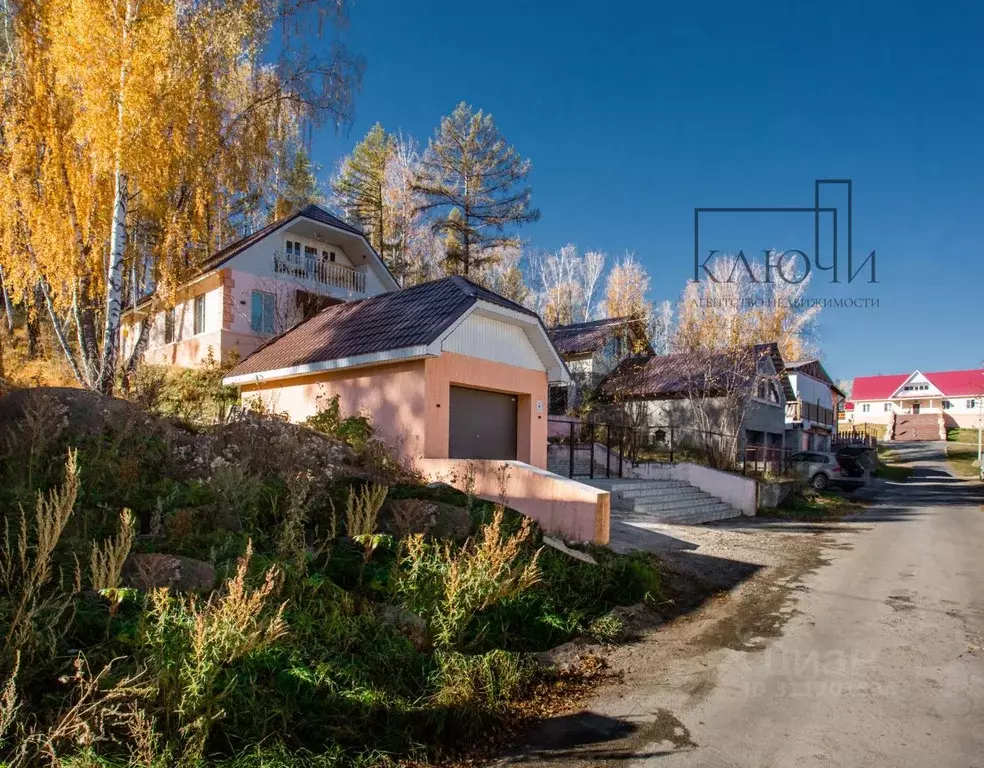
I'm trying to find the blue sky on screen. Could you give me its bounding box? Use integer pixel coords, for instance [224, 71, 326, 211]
[307, 0, 983, 382]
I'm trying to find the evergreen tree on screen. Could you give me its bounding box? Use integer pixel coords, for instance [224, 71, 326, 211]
[414, 102, 539, 275]
[275, 149, 323, 218]
[332, 123, 394, 255]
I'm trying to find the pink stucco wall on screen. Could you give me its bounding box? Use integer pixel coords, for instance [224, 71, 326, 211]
[417, 458, 610, 544]
[237, 352, 599, 538]
[240, 359, 429, 460]
[423, 352, 548, 468]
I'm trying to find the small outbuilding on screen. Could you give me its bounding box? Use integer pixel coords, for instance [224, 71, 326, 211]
[223, 275, 570, 468]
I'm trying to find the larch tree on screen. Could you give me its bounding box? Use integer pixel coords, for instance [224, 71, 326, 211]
[413, 102, 539, 276]
[0, 0, 363, 394]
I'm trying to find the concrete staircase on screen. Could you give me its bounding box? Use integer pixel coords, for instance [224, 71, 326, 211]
[894, 413, 943, 441]
[586, 477, 743, 526]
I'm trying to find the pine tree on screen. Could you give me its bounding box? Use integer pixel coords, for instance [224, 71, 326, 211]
[275, 149, 323, 218]
[332, 123, 394, 256]
[414, 102, 539, 275]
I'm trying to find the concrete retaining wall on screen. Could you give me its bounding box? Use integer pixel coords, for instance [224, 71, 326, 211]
[417, 458, 611, 545]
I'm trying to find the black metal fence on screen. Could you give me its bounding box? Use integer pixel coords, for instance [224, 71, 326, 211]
[547, 417, 779, 479]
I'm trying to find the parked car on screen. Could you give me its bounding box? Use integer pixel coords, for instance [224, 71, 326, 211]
[790, 450, 867, 491]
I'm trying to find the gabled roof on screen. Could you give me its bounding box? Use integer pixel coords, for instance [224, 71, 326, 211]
[547, 317, 645, 356]
[851, 373, 909, 401]
[200, 204, 390, 277]
[852, 368, 984, 400]
[224, 275, 567, 384]
[785, 359, 845, 398]
[598, 343, 794, 401]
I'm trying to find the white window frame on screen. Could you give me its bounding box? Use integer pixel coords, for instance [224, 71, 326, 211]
[193, 294, 206, 336]
[861, 403, 870, 413]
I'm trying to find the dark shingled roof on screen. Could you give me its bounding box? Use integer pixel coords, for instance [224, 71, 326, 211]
[599, 343, 794, 400]
[226, 275, 540, 379]
[547, 317, 639, 356]
[199, 204, 366, 274]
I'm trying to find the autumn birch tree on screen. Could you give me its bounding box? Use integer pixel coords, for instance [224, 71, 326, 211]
[673, 252, 820, 360]
[0, 0, 362, 394]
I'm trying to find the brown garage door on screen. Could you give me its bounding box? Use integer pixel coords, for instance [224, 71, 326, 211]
[449, 386, 518, 460]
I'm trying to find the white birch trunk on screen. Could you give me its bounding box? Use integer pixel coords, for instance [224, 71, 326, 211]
[95, 0, 135, 394]
[97, 169, 128, 393]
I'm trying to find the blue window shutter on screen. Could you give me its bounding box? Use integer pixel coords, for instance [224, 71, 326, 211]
[251, 292, 263, 332]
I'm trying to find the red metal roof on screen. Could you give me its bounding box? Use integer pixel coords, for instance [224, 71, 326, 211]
[852, 368, 984, 400]
[922, 369, 984, 397]
[851, 373, 909, 401]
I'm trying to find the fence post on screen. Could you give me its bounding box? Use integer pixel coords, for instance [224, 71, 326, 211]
[618, 426, 624, 478]
[568, 420, 575, 478]
[669, 426, 675, 464]
[605, 424, 612, 478]
[589, 423, 596, 479]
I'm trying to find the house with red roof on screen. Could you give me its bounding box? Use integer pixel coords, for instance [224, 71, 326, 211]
[846, 367, 984, 437]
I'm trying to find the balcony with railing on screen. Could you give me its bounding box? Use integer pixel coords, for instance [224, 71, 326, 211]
[272, 251, 366, 294]
[785, 399, 836, 427]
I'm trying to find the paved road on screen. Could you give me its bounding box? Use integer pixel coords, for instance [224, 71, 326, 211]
[650, 442, 984, 768]
[506, 442, 984, 768]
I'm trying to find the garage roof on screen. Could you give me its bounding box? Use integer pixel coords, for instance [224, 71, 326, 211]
[224, 275, 567, 384]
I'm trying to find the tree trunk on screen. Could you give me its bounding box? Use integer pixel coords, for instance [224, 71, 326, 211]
[96, 168, 128, 394]
[0, 265, 14, 334]
[26, 283, 43, 358]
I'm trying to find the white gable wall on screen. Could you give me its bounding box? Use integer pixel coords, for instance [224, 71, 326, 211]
[442, 312, 546, 371]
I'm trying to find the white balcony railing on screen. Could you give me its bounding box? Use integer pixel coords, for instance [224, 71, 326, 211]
[273, 252, 366, 294]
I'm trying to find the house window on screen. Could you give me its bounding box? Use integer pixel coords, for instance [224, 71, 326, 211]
[194, 295, 206, 335]
[285, 240, 301, 260]
[883, 403, 892, 412]
[861, 403, 870, 413]
[164, 308, 175, 344]
[967, 399, 977, 410]
[250, 291, 275, 334]
[943, 400, 952, 409]
[756, 379, 780, 404]
[323, 250, 336, 263]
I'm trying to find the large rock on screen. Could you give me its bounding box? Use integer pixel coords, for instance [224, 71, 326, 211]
[381, 499, 472, 543]
[123, 553, 215, 592]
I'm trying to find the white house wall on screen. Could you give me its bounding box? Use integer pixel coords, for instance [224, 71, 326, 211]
[442, 313, 546, 372]
[788, 372, 833, 409]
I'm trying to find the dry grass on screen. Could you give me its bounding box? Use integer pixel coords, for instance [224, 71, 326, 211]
[345, 482, 388, 538]
[145, 541, 287, 762]
[89, 509, 135, 592]
[1, 450, 81, 663]
[400, 507, 542, 650]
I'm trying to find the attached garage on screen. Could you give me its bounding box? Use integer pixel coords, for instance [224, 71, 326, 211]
[449, 386, 518, 460]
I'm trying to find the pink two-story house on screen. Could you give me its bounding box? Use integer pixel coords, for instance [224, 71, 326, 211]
[121, 205, 400, 367]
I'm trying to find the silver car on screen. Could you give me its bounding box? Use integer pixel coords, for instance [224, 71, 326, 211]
[789, 451, 866, 491]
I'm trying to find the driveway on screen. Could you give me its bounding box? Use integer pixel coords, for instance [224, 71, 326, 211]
[502, 442, 984, 767]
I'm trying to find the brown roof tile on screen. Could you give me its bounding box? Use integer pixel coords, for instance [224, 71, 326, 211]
[226, 275, 540, 380]
[547, 317, 641, 356]
[599, 343, 793, 400]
